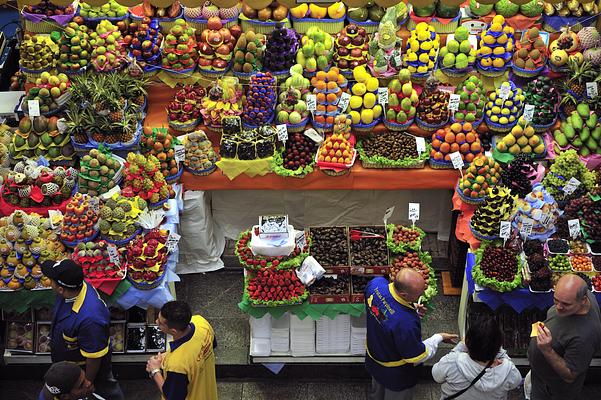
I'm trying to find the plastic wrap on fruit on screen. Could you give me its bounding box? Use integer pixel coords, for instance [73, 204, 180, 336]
[220, 140, 237, 158]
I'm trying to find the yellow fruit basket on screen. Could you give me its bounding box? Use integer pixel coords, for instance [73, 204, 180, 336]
[291, 16, 345, 35]
[239, 14, 291, 35]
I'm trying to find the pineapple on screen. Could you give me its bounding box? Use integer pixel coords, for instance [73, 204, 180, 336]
[566, 59, 596, 98]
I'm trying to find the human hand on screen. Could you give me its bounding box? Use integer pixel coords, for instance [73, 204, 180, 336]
[83, 379, 94, 397]
[146, 355, 162, 372]
[439, 333, 459, 344]
[414, 303, 427, 319]
[536, 324, 553, 354]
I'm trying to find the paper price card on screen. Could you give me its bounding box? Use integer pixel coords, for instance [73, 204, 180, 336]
[167, 231, 181, 252]
[383, 206, 395, 225]
[276, 124, 288, 143]
[523, 104, 535, 123]
[499, 84, 511, 100]
[448, 94, 461, 112]
[541, 212, 552, 227]
[304, 128, 323, 144]
[520, 218, 534, 239]
[338, 92, 351, 112]
[499, 221, 511, 240]
[295, 230, 307, 250]
[408, 203, 420, 223]
[450, 151, 464, 170]
[174, 145, 185, 163]
[28, 100, 40, 117]
[306, 94, 317, 111]
[568, 219, 581, 239]
[587, 82, 598, 99]
[107, 244, 120, 266]
[415, 137, 426, 155]
[89, 197, 100, 213]
[48, 210, 63, 230]
[377, 88, 389, 105]
[394, 52, 402, 65]
[563, 177, 581, 195]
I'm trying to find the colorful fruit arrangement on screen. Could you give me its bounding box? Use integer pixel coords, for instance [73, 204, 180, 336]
[240, 1, 288, 22]
[311, 68, 346, 129]
[553, 104, 601, 158]
[333, 24, 369, 72]
[141, 128, 181, 179]
[484, 81, 524, 130]
[197, 17, 236, 72]
[500, 153, 537, 198]
[549, 29, 581, 70]
[290, 2, 346, 20]
[200, 77, 244, 129]
[220, 125, 276, 160]
[182, 130, 218, 172]
[273, 131, 317, 176]
[275, 87, 309, 127]
[571, 255, 593, 272]
[263, 24, 300, 73]
[246, 268, 308, 306]
[332, 114, 352, 141]
[416, 79, 450, 127]
[430, 122, 482, 164]
[404, 22, 439, 76]
[184, 1, 239, 20]
[297, 27, 334, 75]
[72, 241, 125, 283]
[54, 20, 92, 72]
[473, 243, 520, 292]
[523, 77, 558, 127]
[368, 13, 403, 76]
[19, 34, 57, 72]
[439, 26, 475, 71]
[389, 250, 436, 301]
[80, 0, 128, 19]
[317, 132, 354, 166]
[512, 27, 547, 73]
[137, 0, 182, 19]
[60, 194, 99, 244]
[453, 75, 485, 124]
[167, 85, 204, 131]
[543, 150, 597, 201]
[564, 192, 601, 243]
[495, 117, 545, 157]
[2, 162, 77, 209]
[98, 193, 146, 241]
[242, 72, 277, 126]
[89, 20, 127, 72]
[386, 69, 418, 126]
[387, 224, 425, 253]
[78, 148, 122, 196]
[476, 15, 514, 74]
[121, 17, 163, 70]
[470, 187, 515, 239]
[236, 229, 309, 270]
[232, 30, 266, 74]
[348, 66, 382, 127]
[21, 72, 70, 116]
[549, 254, 570, 272]
[512, 183, 559, 240]
[122, 153, 173, 205]
[126, 229, 170, 286]
[458, 154, 502, 201]
[161, 19, 198, 71]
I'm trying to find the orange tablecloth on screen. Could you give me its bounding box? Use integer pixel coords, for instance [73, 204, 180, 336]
[452, 184, 482, 250]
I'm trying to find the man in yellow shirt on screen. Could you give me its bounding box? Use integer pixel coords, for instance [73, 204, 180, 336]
[146, 301, 218, 400]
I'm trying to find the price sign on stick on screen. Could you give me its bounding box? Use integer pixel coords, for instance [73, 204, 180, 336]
[394, 53, 402, 66]
[563, 177, 581, 195]
[520, 218, 534, 240]
[306, 94, 317, 112]
[568, 219, 581, 239]
[450, 152, 464, 178]
[587, 82, 598, 99]
[448, 94, 461, 112]
[383, 206, 395, 225]
[174, 145, 185, 163]
[48, 210, 62, 230]
[415, 137, 426, 155]
[541, 212, 552, 227]
[378, 88, 388, 105]
[499, 84, 511, 100]
[28, 100, 40, 117]
[499, 221, 511, 246]
[304, 128, 323, 144]
[166, 232, 181, 253]
[107, 244, 120, 266]
[408, 203, 420, 227]
[276, 124, 288, 143]
[523, 104, 535, 123]
[295, 231, 307, 250]
[338, 92, 351, 113]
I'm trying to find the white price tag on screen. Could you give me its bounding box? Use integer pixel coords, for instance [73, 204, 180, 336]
[167, 231, 181, 252]
[295, 230, 307, 250]
[448, 94, 461, 112]
[394, 53, 402, 65]
[107, 244, 120, 266]
[523, 104, 535, 123]
[499, 221, 511, 240]
[338, 92, 351, 112]
[28, 100, 40, 117]
[304, 128, 323, 144]
[57, 118, 67, 134]
[89, 197, 100, 213]
[450, 151, 464, 170]
[415, 137, 426, 155]
[408, 203, 420, 223]
[276, 124, 288, 142]
[541, 212, 552, 227]
[306, 94, 317, 111]
[520, 217, 534, 239]
[296, 255, 326, 286]
[563, 177, 581, 195]
[48, 210, 62, 230]
[499, 85, 511, 101]
[587, 82, 598, 99]
[174, 145, 185, 163]
[568, 219, 581, 239]
[383, 206, 395, 225]
[377, 88, 388, 105]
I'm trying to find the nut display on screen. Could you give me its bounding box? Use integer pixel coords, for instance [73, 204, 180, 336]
[350, 226, 388, 267]
[310, 275, 350, 295]
[360, 132, 419, 161]
[309, 227, 349, 267]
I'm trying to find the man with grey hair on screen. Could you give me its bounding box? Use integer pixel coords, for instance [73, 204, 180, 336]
[528, 274, 601, 399]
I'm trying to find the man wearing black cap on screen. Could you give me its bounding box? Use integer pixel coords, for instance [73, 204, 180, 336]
[42, 259, 124, 400]
[39, 361, 96, 400]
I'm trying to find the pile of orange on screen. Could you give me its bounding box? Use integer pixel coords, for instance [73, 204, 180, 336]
[311, 67, 347, 128]
[430, 122, 483, 163]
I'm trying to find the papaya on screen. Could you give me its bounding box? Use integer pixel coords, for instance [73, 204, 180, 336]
[563, 124, 576, 139]
[581, 126, 591, 142]
[586, 137, 598, 152]
[586, 113, 598, 129]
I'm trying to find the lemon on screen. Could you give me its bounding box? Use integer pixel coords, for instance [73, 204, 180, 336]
[493, 46, 505, 56]
[366, 77, 379, 92]
[410, 40, 419, 53]
[481, 47, 492, 55]
[407, 65, 416, 73]
[492, 58, 505, 68]
[417, 31, 429, 41]
[492, 106, 501, 114]
[350, 95, 363, 110]
[490, 115, 499, 123]
[490, 23, 502, 32]
[417, 65, 428, 73]
[349, 110, 361, 124]
[418, 53, 430, 64]
[492, 15, 505, 25]
[361, 109, 374, 125]
[352, 83, 366, 96]
[420, 41, 432, 51]
[363, 93, 376, 109]
[352, 65, 368, 83]
[407, 52, 418, 62]
[483, 35, 495, 45]
[372, 104, 382, 119]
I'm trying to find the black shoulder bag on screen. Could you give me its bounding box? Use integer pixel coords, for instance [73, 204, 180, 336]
[443, 359, 494, 400]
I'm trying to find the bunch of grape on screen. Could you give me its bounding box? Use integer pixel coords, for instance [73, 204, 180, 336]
[542, 150, 597, 201]
[500, 153, 536, 198]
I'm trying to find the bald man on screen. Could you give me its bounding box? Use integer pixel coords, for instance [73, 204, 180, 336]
[528, 274, 601, 400]
[365, 269, 458, 400]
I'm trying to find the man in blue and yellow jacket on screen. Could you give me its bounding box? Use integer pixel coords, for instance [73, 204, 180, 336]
[365, 268, 458, 400]
[42, 259, 124, 400]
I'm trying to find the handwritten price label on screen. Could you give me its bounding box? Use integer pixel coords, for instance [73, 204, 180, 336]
[523, 104, 535, 123]
[541, 213, 552, 227]
[306, 94, 317, 111]
[276, 124, 288, 143]
[587, 82, 598, 99]
[107, 244, 121, 266]
[304, 128, 323, 144]
[499, 221, 511, 240]
[415, 137, 426, 155]
[174, 145, 185, 163]
[408, 203, 420, 223]
[450, 152, 464, 170]
[568, 219, 581, 239]
[295, 231, 307, 250]
[378, 88, 389, 105]
[28, 100, 40, 117]
[499, 84, 511, 101]
[563, 177, 581, 195]
[520, 218, 534, 239]
[448, 94, 461, 112]
[166, 231, 181, 253]
[89, 197, 100, 213]
[383, 206, 395, 225]
[338, 92, 351, 113]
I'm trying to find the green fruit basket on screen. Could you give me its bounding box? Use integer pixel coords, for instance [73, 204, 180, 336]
[291, 16, 345, 35]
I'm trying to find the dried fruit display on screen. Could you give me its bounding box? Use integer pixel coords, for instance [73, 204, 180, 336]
[309, 275, 350, 298]
[54, 20, 92, 73]
[141, 128, 181, 180]
[476, 15, 514, 75]
[242, 72, 277, 126]
[452, 75, 485, 124]
[72, 241, 125, 283]
[512, 27, 548, 74]
[358, 131, 428, 169]
[404, 22, 439, 76]
[263, 24, 300, 73]
[232, 30, 266, 74]
[473, 242, 521, 292]
[126, 229, 170, 288]
[430, 122, 482, 165]
[457, 154, 502, 201]
[11, 115, 74, 163]
[19, 34, 57, 73]
[60, 194, 99, 245]
[161, 19, 198, 71]
[197, 17, 236, 72]
[98, 194, 146, 241]
[470, 187, 516, 240]
[235, 230, 309, 270]
[245, 269, 308, 306]
[333, 24, 369, 73]
[389, 250, 436, 301]
[121, 153, 173, 205]
[309, 227, 349, 268]
[385, 69, 418, 127]
[271, 131, 317, 177]
[350, 226, 388, 267]
[386, 225, 425, 253]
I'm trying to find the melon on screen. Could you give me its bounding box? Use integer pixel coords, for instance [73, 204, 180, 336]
[469, 0, 494, 17]
[494, 0, 520, 18]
